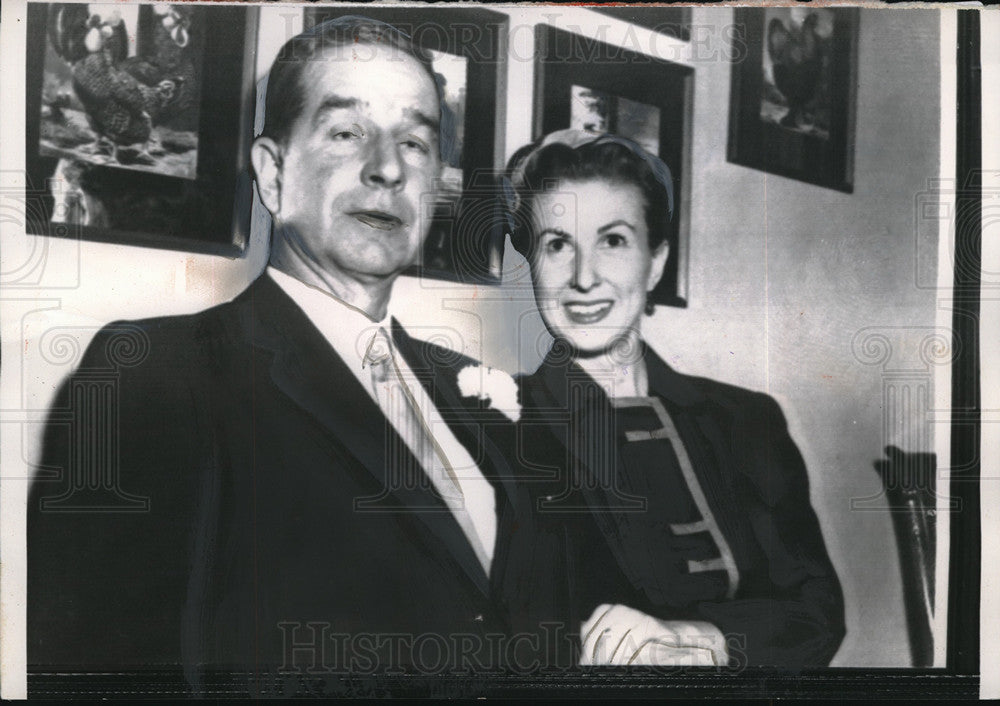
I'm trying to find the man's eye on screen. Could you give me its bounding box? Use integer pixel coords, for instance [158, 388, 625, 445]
[401, 136, 430, 154]
[331, 127, 363, 141]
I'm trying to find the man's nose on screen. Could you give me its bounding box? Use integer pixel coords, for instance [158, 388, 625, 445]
[571, 248, 599, 292]
[361, 135, 404, 190]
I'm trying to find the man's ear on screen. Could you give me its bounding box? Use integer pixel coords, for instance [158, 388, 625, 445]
[250, 137, 282, 216]
[646, 241, 670, 292]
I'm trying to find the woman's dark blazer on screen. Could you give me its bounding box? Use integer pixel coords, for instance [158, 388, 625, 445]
[500, 343, 846, 669]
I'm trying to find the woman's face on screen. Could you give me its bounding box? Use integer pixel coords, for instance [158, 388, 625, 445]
[529, 178, 669, 356]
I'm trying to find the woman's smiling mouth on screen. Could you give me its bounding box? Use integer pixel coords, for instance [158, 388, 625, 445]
[563, 299, 613, 324]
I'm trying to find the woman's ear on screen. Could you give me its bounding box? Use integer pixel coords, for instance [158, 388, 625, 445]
[250, 137, 282, 217]
[646, 241, 671, 292]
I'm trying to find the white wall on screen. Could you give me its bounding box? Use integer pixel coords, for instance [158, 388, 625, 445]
[1, 4, 948, 670]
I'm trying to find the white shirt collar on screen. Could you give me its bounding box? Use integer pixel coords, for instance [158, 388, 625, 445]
[267, 266, 389, 371]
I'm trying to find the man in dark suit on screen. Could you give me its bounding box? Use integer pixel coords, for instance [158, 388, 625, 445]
[28, 17, 535, 689]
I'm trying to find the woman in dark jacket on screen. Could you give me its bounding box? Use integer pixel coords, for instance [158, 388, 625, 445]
[498, 129, 845, 669]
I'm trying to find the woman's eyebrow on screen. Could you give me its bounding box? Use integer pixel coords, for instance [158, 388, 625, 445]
[597, 219, 636, 233]
[539, 227, 572, 239]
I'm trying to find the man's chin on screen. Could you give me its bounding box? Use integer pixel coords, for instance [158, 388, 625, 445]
[340, 253, 422, 282]
[331, 239, 423, 280]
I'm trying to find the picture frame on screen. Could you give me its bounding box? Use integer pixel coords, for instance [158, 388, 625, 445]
[588, 6, 692, 42]
[306, 6, 509, 286]
[24, 3, 259, 256]
[534, 24, 693, 308]
[727, 7, 859, 193]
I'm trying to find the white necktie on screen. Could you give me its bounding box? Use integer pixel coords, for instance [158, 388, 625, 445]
[362, 328, 494, 573]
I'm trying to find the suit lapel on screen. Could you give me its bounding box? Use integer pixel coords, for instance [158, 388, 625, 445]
[643, 347, 707, 409]
[246, 275, 397, 496]
[392, 322, 524, 595]
[244, 275, 492, 596]
[392, 321, 517, 507]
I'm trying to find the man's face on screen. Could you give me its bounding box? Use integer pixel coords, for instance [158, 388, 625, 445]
[270, 43, 442, 283]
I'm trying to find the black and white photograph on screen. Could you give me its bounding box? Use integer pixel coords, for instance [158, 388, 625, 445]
[570, 85, 662, 156]
[727, 6, 858, 193]
[759, 7, 836, 139]
[0, 1, 995, 700]
[24, 2, 257, 254]
[40, 4, 202, 179]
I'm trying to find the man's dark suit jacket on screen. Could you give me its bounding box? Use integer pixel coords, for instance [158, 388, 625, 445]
[504, 343, 846, 669]
[28, 274, 527, 683]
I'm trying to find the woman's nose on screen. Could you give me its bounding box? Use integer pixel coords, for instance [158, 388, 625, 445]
[361, 135, 404, 190]
[571, 248, 599, 291]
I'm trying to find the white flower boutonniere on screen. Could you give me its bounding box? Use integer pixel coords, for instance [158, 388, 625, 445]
[457, 365, 521, 422]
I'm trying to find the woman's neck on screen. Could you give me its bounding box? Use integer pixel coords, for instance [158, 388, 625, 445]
[572, 330, 649, 399]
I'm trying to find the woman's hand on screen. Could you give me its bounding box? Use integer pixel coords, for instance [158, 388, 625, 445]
[579, 603, 729, 667]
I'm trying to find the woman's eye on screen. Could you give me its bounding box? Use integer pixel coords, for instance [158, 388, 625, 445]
[544, 238, 570, 255]
[604, 233, 627, 247]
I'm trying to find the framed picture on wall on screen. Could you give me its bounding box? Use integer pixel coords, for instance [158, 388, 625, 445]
[533, 24, 693, 307]
[727, 7, 859, 193]
[25, 3, 259, 255]
[306, 7, 508, 285]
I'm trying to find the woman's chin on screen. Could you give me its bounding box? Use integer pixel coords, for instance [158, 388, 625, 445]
[551, 324, 645, 364]
[557, 330, 624, 358]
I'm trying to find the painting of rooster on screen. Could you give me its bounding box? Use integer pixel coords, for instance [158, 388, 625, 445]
[727, 7, 856, 192]
[39, 3, 202, 178]
[760, 8, 835, 139]
[26, 1, 256, 251]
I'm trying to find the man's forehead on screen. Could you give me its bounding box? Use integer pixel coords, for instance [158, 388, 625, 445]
[304, 42, 433, 83]
[298, 44, 439, 111]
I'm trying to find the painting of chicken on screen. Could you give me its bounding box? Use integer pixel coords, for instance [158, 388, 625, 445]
[40, 3, 202, 178]
[121, 5, 201, 132]
[27, 1, 257, 252]
[727, 7, 856, 193]
[760, 8, 834, 139]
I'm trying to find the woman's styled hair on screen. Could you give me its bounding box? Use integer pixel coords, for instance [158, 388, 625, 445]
[505, 131, 674, 260]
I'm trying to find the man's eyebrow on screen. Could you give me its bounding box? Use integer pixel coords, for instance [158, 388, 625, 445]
[597, 219, 637, 233]
[310, 100, 439, 133]
[405, 108, 440, 132]
[312, 95, 359, 127]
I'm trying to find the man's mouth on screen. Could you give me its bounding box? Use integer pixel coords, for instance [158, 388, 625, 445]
[350, 211, 404, 231]
[563, 299, 613, 325]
